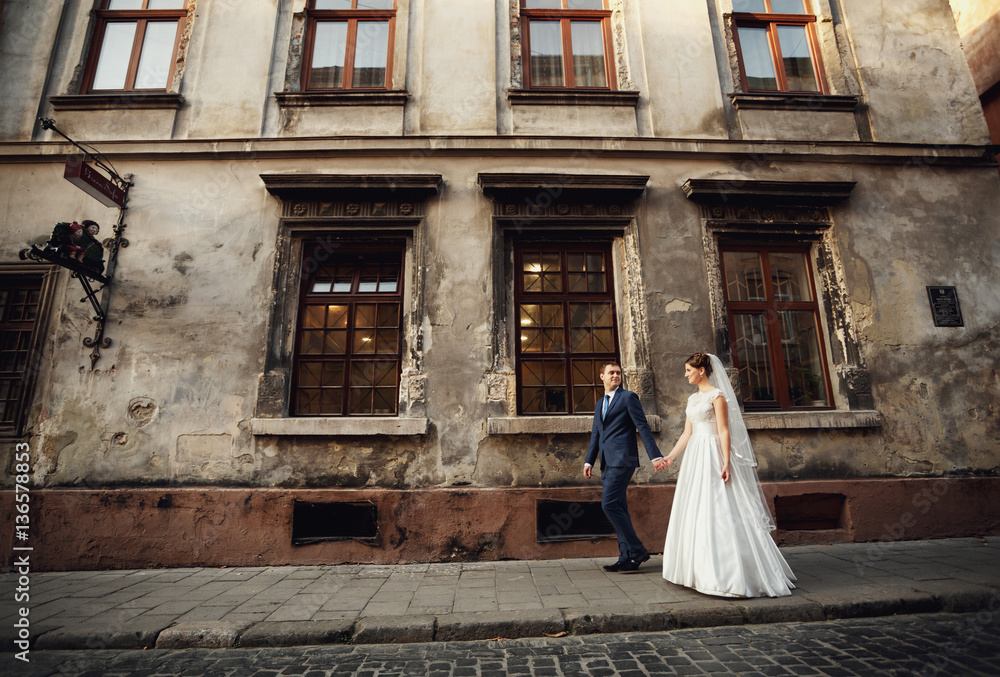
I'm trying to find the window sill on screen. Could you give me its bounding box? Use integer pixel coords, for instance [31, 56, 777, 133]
[507, 89, 640, 107]
[275, 91, 409, 107]
[487, 415, 661, 435]
[49, 93, 184, 111]
[730, 93, 859, 112]
[250, 417, 427, 436]
[743, 410, 881, 430]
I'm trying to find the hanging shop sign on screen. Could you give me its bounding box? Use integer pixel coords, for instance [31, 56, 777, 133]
[64, 155, 125, 208]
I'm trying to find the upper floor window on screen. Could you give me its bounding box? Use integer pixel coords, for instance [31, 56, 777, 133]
[304, 0, 396, 90]
[515, 243, 618, 415]
[521, 0, 613, 90]
[293, 244, 403, 416]
[720, 245, 832, 410]
[85, 0, 187, 92]
[732, 0, 825, 93]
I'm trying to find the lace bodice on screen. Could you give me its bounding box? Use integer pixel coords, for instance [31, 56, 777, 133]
[686, 388, 723, 432]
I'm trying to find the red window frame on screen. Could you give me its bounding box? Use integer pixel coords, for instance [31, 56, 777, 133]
[514, 243, 619, 415]
[720, 244, 834, 411]
[83, 0, 188, 93]
[302, 0, 397, 91]
[292, 243, 404, 417]
[731, 0, 827, 94]
[521, 0, 615, 90]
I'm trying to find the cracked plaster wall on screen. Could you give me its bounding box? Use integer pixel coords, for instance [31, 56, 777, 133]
[0, 0, 997, 493]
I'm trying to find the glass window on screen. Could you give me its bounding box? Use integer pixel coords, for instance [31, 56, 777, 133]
[0, 276, 44, 436]
[733, 0, 824, 93]
[722, 247, 831, 410]
[515, 244, 617, 415]
[521, 0, 612, 89]
[294, 245, 403, 416]
[87, 1, 187, 92]
[305, 0, 395, 90]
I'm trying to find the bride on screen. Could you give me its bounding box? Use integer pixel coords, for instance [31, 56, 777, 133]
[661, 352, 795, 598]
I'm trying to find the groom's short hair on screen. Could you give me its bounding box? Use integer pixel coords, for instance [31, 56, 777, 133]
[599, 361, 621, 376]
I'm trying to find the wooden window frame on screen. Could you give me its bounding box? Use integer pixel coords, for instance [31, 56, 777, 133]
[0, 274, 46, 437]
[731, 1, 828, 94]
[83, 0, 187, 93]
[720, 244, 834, 411]
[292, 242, 404, 417]
[514, 242, 619, 416]
[520, 0, 615, 91]
[302, 0, 397, 91]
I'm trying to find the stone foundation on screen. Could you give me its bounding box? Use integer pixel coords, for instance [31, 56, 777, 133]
[2, 477, 998, 571]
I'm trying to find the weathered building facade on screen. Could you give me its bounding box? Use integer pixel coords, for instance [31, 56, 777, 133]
[1, 0, 998, 571]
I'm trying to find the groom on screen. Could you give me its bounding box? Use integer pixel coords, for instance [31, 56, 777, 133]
[584, 362, 668, 572]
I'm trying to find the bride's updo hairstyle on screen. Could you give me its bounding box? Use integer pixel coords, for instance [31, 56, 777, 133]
[685, 352, 713, 376]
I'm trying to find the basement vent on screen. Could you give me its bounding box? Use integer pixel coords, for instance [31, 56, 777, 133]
[774, 493, 846, 531]
[536, 500, 614, 542]
[292, 500, 378, 545]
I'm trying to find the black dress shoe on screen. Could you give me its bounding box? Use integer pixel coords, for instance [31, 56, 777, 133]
[617, 552, 651, 572]
[602, 560, 626, 572]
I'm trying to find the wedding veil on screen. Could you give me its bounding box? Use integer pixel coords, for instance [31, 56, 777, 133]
[706, 353, 777, 532]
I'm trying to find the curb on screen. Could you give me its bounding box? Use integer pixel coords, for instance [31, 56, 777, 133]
[27, 585, 998, 651]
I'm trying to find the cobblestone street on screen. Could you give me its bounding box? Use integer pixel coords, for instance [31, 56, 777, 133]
[8, 612, 999, 677]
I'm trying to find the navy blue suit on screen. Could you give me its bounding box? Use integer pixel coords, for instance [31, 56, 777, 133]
[586, 388, 662, 561]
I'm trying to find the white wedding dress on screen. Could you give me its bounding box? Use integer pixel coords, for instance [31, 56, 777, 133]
[662, 388, 796, 598]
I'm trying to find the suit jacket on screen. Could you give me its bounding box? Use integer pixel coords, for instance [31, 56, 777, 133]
[586, 388, 662, 469]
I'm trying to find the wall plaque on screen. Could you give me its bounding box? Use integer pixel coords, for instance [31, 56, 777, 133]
[927, 286, 963, 327]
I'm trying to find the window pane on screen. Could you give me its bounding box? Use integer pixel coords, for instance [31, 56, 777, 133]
[522, 251, 562, 292]
[298, 362, 323, 388]
[108, 0, 143, 8]
[568, 0, 605, 9]
[529, 20, 564, 87]
[571, 360, 600, 413]
[525, 0, 562, 7]
[93, 22, 138, 90]
[770, 0, 806, 13]
[315, 0, 352, 8]
[769, 252, 813, 302]
[303, 305, 325, 329]
[357, 0, 394, 8]
[353, 21, 389, 88]
[778, 310, 828, 406]
[776, 24, 819, 92]
[135, 21, 178, 89]
[324, 330, 347, 354]
[732, 0, 766, 11]
[732, 313, 776, 403]
[320, 388, 343, 414]
[520, 361, 567, 414]
[570, 22, 606, 87]
[311, 22, 348, 88]
[723, 251, 766, 301]
[737, 26, 778, 91]
[147, 0, 186, 8]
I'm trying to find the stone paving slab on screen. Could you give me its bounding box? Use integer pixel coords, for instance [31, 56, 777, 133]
[1, 537, 997, 652]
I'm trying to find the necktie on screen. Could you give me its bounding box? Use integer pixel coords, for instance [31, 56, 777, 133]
[602, 394, 610, 420]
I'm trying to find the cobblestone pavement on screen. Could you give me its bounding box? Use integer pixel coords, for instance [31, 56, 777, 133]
[6, 612, 999, 677]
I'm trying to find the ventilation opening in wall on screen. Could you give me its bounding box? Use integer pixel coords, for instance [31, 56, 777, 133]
[536, 500, 614, 542]
[774, 493, 846, 531]
[292, 500, 378, 545]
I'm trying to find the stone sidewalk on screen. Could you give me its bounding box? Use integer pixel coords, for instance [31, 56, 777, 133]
[2, 538, 997, 652]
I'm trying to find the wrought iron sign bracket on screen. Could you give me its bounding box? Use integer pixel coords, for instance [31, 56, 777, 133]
[19, 118, 133, 369]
